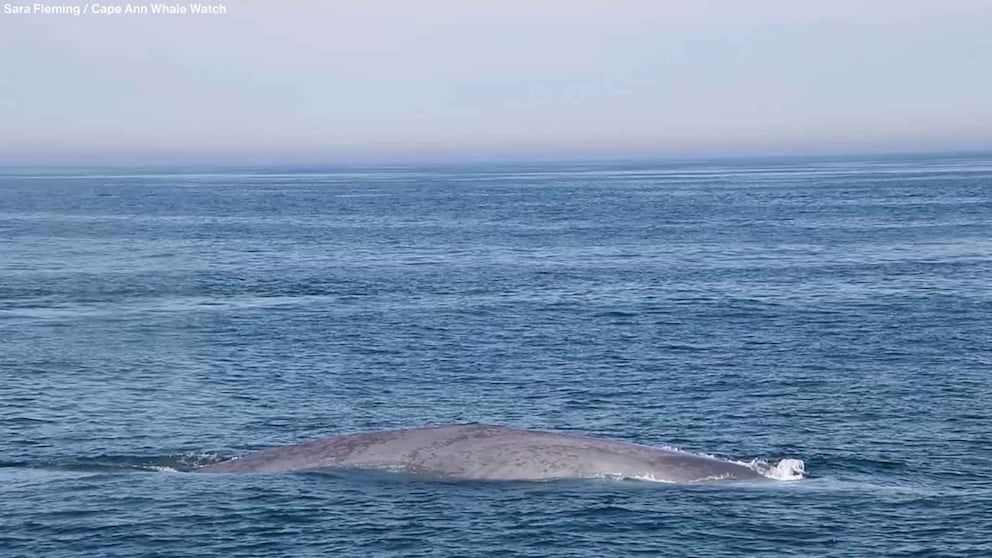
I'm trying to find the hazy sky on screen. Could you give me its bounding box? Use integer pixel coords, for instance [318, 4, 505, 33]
[2, 0, 991, 163]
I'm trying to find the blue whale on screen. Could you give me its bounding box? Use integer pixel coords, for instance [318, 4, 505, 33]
[196, 424, 804, 483]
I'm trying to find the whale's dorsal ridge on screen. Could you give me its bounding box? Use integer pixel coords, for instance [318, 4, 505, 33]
[196, 424, 789, 483]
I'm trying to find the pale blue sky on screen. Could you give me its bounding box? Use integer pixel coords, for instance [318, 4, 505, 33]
[1, 0, 991, 163]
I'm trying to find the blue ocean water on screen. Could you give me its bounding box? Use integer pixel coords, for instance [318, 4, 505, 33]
[1, 155, 990, 556]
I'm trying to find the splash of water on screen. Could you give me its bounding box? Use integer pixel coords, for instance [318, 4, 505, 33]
[748, 458, 806, 481]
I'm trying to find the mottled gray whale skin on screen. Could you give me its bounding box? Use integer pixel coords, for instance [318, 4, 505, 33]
[197, 424, 787, 482]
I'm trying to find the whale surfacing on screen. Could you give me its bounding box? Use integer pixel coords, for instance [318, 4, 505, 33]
[196, 424, 803, 483]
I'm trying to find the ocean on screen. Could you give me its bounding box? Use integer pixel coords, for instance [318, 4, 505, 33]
[1, 155, 990, 556]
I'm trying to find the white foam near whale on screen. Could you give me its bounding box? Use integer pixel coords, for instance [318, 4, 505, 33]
[196, 424, 805, 483]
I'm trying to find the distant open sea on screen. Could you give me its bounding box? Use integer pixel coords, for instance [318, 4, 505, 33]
[1, 154, 990, 556]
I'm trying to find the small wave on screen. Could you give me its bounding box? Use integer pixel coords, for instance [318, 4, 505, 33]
[126, 452, 231, 472]
[594, 310, 639, 318]
[3, 417, 57, 425]
[585, 471, 675, 483]
[6, 452, 233, 474]
[616, 473, 677, 483]
[140, 465, 180, 473]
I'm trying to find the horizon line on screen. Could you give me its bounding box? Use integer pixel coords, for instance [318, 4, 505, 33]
[2, 147, 991, 170]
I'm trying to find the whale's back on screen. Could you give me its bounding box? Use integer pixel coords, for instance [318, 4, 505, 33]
[196, 424, 768, 482]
